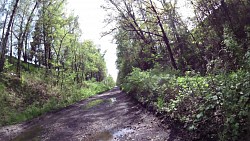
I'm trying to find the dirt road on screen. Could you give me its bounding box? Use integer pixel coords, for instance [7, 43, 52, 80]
[0, 87, 185, 141]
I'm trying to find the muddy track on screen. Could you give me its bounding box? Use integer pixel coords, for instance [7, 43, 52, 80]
[0, 87, 186, 141]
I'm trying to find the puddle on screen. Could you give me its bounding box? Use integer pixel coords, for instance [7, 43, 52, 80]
[113, 128, 134, 138]
[83, 98, 117, 110]
[83, 99, 105, 110]
[109, 98, 117, 104]
[11, 125, 43, 141]
[88, 131, 113, 141]
[87, 128, 134, 141]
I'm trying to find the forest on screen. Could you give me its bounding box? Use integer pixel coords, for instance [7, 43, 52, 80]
[103, 0, 250, 140]
[0, 0, 249, 141]
[0, 0, 114, 127]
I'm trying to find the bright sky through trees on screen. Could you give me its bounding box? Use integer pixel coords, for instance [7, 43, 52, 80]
[66, 0, 194, 82]
[67, 0, 118, 81]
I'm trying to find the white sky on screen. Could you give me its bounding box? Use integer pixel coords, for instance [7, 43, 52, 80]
[66, 0, 194, 82]
[66, 0, 118, 81]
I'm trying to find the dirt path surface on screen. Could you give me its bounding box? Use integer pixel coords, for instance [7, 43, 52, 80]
[0, 87, 185, 141]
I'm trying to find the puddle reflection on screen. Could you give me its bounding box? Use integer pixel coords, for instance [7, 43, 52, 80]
[88, 128, 134, 141]
[83, 97, 118, 110]
[11, 125, 43, 141]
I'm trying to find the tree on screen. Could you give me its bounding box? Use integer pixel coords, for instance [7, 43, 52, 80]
[191, 0, 250, 72]
[14, 0, 38, 77]
[0, 0, 20, 72]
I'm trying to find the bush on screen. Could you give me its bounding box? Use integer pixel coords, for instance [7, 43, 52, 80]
[121, 68, 250, 140]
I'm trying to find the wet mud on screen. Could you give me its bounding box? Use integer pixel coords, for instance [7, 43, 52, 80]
[0, 87, 185, 141]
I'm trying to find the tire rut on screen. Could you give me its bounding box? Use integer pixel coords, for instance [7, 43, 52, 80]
[0, 87, 184, 141]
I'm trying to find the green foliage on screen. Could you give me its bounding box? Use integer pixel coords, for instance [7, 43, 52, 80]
[244, 50, 250, 69]
[0, 70, 114, 127]
[3, 59, 13, 70]
[103, 75, 116, 89]
[111, 0, 249, 140]
[0, 0, 114, 129]
[122, 68, 250, 140]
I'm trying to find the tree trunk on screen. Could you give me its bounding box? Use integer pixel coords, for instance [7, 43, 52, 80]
[17, 30, 23, 77]
[10, 21, 14, 64]
[149, 0, 178, 70]
[17, 1, 37, 77]
[169, 12, 185, 71]
[23, 34, 28, 63]
[0, 0, 20, 72]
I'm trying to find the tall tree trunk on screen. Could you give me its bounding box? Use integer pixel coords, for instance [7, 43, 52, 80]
[23, 34, 28, 63]
[42, 1, 48, 73]
[17, 31, 23, 77]
[17, 1, 38, 76]
[16, 43, 22, 77]
[18, 2, 38, 71]
[149, 0, 178, 70]
[10, 20, 14, 64]
[0, 0, 20, 72]
[169, 11, 185, 71]
[1, 13, 8, 44]
[48, 43, 52, 69]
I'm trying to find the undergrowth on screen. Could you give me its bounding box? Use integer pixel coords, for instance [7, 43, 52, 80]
[0, 71, 114, 126]
[122, 68, 250, 141]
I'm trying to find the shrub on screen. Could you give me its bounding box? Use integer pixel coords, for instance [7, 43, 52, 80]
[122, 68, 250, 140]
